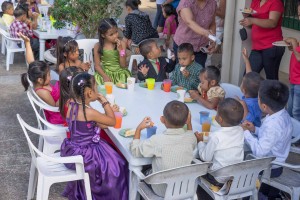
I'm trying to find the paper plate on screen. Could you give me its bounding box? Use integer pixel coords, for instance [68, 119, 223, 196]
[272, 41, 291, 47]
[184, 97, 196, 103]
[239, 8, 257, 14]
[119, 128, 135, 138]
[139, 82, 147, 88]
[116, 82, 127, 89]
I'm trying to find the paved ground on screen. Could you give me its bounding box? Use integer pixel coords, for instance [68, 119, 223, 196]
[0, 0, 297, 199]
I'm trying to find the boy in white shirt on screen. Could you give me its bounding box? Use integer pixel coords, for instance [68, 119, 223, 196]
[0, 1, 14, 27]
[130, 100, 197, 197]
[196, 98, 245, 186]
[242, 80, 292, 198]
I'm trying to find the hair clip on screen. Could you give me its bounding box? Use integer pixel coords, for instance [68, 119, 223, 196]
[67, 76, 72, 81]
[78, 80, 85, 86]
[64, 39, 75, 48]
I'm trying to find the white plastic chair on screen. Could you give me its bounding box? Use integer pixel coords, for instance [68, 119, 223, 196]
[128, 54, 144, 73]
[198, 157, 274, 200]
[17, 114, 92, 200]
[220, 83, 243, 99]
[0, 23, 9, 55]
[132, 160, 211, 200]
[0, 27, 25, 71]
[261, 163, 300, 200]
[291, 117, 300, 144]
[76, 39, 98, 75]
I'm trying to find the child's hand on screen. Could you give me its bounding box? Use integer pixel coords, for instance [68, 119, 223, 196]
[111, 104, 119, 112]
[137, 117, 152, 131]
[116, 39, 126, 51]
[32, 12, 39, 19]
[138, 64, 149, 76]
[103, 74, 112, 82]
[242, 48, 249, 62]
[81, 62, 91, 71]
[235, 96, 247, 107]
[194, 131, 204, 143]
[284, 37, 298, 50]
[189, 90, 200, 100]
[97, 93, 108, 104]
[241, 120, 255, 132]
[182, 69, 190, 78]
[17, 32, 30, 43]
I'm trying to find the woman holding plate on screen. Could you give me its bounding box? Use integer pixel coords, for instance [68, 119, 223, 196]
[239, 0, 285, 80]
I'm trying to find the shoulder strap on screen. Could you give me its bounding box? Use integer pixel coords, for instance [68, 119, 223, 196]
[35, 87, 51, 92]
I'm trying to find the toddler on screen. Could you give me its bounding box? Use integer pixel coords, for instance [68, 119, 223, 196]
[170, 43, 203, 90]
[56, 36, 90, 73]
[0, 1, 14, 27]
[60, 73, 128, 199]
[242, 80, 292, 198]
[93, 18, 131, 84]
[189, 65, 225, 110]
[137, 39, 175, 82]
[196, 98, 244, 186]
[284, 37, 300, 121]
[160, 4, 177, 50]
[130, 100, 197, 197]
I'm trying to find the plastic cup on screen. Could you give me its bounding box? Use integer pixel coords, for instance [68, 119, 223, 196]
[203, 132, 210, 142]
[146, 78, 155, 90]
[147, 126, 157, 138]
[114, 112, 122, 129]
[177, 89, 186, 102]
[163, 79, 172, 92]
[104, 82, 113, 94]
[199, 111, 210, 124]
[106, 94, 115, 105]
[97, 85, 106, 96]
[202, 118, 211, 132]
[127, 77, 136, 91]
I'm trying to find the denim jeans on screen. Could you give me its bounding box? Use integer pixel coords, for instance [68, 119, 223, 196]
[249, 46, 285, 80]
[288, 84, 300, 121]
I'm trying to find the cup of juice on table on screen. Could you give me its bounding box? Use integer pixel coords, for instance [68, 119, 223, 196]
[146, 78, 155, 90]
[127, 77, 136, 91]
[177, 89, 186, 102]
[147, 126, 157, 138]
[163, 79, 172, 92]
[199, 111, 209, 124]
[97, 85, 106, 96]
[104, 82, 113, 94]
[202, 118, 211, 142]
[114, 112, 122, 129]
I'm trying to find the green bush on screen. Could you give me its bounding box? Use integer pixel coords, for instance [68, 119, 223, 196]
[51, 0, 123, 38]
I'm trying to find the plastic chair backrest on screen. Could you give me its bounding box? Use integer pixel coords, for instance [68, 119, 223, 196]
[220, 83, 243, 99]
[144, 162, 210, 199]
[0, 26, 23, 48]
[128, 55, 144, 73]
[291, 117, 300, 143]
[209, 157, 274, 196]
[76, 39, 98, 74]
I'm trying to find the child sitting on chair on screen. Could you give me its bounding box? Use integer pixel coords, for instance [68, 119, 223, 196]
[137, 39, 175, 82]
[195, 98, 244, 187]
[0, 1, 14, 27]
[170, 43, 203, 90]
[242, 80, 292, 199]
[189, 65, 225, 110]
[130, 100, 197, 197]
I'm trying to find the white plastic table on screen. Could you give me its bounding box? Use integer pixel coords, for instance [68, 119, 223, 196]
[90, 83, 217, 200]
[33, 29, 75, 60]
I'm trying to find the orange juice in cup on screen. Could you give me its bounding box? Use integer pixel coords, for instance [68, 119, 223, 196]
[104, 82, 113, 94]
[114, 112, 122, 129]
[202, 119, 211, 132]
[163, 79, 172, 92]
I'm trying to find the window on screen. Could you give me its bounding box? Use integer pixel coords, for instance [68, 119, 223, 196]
[282, 0, 300, 30]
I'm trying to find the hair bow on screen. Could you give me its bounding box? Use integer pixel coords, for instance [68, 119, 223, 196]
[67, 76, 72, 81]
[78, 80, 85, 86]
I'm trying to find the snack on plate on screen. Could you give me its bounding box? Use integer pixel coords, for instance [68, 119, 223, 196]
[244, 8, 253, 13]
[184, 97, 194, 103]
[176, 86, 184, 91]
[116, 82, 127, 89]
[119, 107, 127, 116]
[124, 129, 136, 137]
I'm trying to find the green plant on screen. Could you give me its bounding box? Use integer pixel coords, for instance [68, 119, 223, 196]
[51, 0, 123, 38]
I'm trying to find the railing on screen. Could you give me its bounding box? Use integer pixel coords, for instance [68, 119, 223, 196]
[282, 0, 300, 30]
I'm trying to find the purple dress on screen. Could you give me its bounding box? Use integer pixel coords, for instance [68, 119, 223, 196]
[60, 102, 129, 200]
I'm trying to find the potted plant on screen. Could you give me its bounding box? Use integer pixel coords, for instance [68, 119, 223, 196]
[51, 0, 123, 38]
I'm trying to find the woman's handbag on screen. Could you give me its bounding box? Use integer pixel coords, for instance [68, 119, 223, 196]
[239, 27, 248, 41]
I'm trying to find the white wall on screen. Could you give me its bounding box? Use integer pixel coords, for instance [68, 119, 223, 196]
[280, 27, 300, 74]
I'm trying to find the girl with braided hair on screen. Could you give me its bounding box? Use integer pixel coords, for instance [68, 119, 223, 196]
[60, 72, 129, 200]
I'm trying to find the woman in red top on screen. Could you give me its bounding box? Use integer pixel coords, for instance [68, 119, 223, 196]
[240, 0, 285, 80]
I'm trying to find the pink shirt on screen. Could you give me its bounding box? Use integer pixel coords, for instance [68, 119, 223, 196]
[290, 46, 300, 85]
[174, 0, 217, 52]
[163, 15, 177, 35]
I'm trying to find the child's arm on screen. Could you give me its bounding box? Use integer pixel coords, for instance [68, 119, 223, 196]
[36, 90, 59, 107]
[197, 133, 218, 162]
[165, 20, 172, 48]
[116, 39, 127, 68]
[242, 48, 252, 73]
[195, 95, 220, 110]
[170, 65, 179, 85]
[77, 60, 91, 72]
[18, 33, 35, 64]
[285, 37, 300, 62]
[31, 12, 39, 30]
[93, 43, 112, 82]
[236, 96, 249, 120]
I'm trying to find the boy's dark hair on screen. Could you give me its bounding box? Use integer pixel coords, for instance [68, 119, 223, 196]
[13, 5, 27, 18]
[178, 43, 194, 54]
[71, 73, 95, 122]
[125, 0, 141, 10]
[56, 36, 79, 71]
[139, 39, 156, 58]
[59, 67, 83, 118]
[218, 98, 244, 126]
[200, 65, 221, 83]
[97, 18, 117, 56]
[163, 4, 176, 16]
[163, 100, 189, 127]
[21, 61, 50, 91]
[243, 72, 264, 98]
[259, 80, 289, 113]
[2, 1, 13, 12]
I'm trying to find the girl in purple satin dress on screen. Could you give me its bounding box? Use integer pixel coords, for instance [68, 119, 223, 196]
[60, 73, 129, 200]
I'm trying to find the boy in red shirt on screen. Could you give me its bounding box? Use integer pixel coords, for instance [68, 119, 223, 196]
[284, 37, 300, 121]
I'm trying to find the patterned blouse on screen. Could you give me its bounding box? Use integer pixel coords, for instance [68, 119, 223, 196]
[197, 85, 225, 101]
[123, 10, 158, 45]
